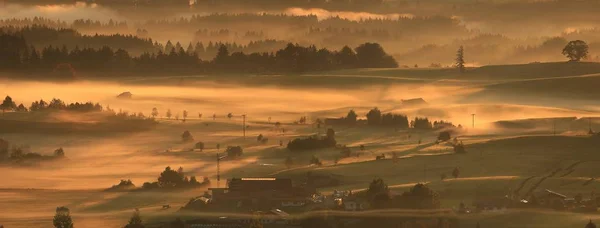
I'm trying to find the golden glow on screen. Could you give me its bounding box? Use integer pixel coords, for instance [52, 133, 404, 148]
[241, 178, 277, 181]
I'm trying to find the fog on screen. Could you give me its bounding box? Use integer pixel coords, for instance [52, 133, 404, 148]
[2, 2, 600, 227]
[0, 2, 124, 22]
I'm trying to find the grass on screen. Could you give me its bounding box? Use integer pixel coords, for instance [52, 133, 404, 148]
[3, 62, 600, 227]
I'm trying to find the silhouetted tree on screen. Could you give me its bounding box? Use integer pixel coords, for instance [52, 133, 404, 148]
[355, 43, 398, 68]
[454, 141, 466, 153]
[166, 109, 172, 119]
[16, 103, 28, 112]
[1, 96, 17, 113]
[151, 108, 158, 119]
[226, 146, 243, 158]
[53, 206, 74, 228]
[438, 131, 451, 141]
[563, 40, 589, 61]
[227, 113, 233, 119]
[157, 166, 184, 188]
[124, 208, 144, 228]
[214, 45, 229, 65]
[54, 148, 65, 157]
[195, 142, 205, 151]
[396, 183, 441, 209]
[456, 45, 465, 73]
[310, 155, 322, 166]
[257, 134, 264, 142]
[346, 110, 358, 124]
[411, 117, 433, 129]
[366, 107, 382, 125]
[586, 220, 597, 228]
[182, 130, 194, 142]
[366, 178, 389, 198]
[452, 167, 460, 179]
[183, 110, 188, 121]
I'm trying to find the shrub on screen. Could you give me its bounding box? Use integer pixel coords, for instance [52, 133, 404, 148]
[194, 142, 205, 151]
[438, 131, 451, 141]
[182, 130, 194, 142]
[226, 146, 243, 158]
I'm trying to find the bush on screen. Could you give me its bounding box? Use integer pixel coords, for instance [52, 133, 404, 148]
[182, 130, 194, 142]
[194, 142, 205, 151]
[453, 142, 466, 153]
[411, 117, 432, 129]
[395, 183, 441, 209]
[226, 146, 243, 158]
[310, 155, 322, 166]
[366, 178, 389, 198]
[142, 166, 209, 190]
[287, 129, 336, 152]
[438, 131, 451, 141]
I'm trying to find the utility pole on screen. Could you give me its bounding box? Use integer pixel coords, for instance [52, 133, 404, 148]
[216, 153, 220, 188]
[471, 114, 475, 129]
[589, 117, 593, 134]
[242, 114, 246, 139]
[553, 119, 556, 136]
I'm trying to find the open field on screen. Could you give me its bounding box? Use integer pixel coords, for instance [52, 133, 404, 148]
[2, 63, 600, 227]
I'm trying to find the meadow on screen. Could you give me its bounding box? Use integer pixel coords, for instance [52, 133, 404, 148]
[1, 62, 600, 227]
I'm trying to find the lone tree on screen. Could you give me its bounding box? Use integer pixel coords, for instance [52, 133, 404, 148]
[438, 131, 451, 141]
[151, 108, 158, 119]
[1, 96, 17, 113]
[227, 113, 233, 120]
[53, 206, 74, 228]
[456, 46, 465, 73]
[366, 107, 382, 125]
[366, 178, 389, 198]
[182, 130, 194, 142]
[54, 148, 65, 157]
[226, 146, 243, 158]
[166, 109, 172, 119]
[125, 208, 145, 228]
[195, 142, 205, 151]
[563, 40, 589, 61]
[586, 220, 597, 228]
[182, 110, 188, 121]
[452, 167, 460, 179]
[346, 110, 358, 124]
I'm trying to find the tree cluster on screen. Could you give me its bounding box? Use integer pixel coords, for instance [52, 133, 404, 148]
[411, 117, 433, 130]
[287, 129, 337, 152]
[0, 25, 157, 54]
[53, 206, 74, 228]
[0, 31, 398, 75]
[226, 146, 243, 158]
[142, 166, 209, 190]
[365, 180, 441, 210]
[365, 108, 409, 128]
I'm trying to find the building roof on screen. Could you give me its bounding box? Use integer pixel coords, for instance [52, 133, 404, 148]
[401, 98, 428, 106]
[228, 178, 293, 192]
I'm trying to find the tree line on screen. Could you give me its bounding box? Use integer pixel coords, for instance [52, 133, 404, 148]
[0, 25, 158, 55]
[0, 33, 398, 76]
[1, 96, 103, 113]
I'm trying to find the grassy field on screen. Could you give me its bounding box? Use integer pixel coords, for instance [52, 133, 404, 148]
[2, 62, 600, 227]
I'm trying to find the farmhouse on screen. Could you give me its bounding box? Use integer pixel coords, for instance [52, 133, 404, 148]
[209, 178, 315, 210]
[401, 98, 428, 107]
